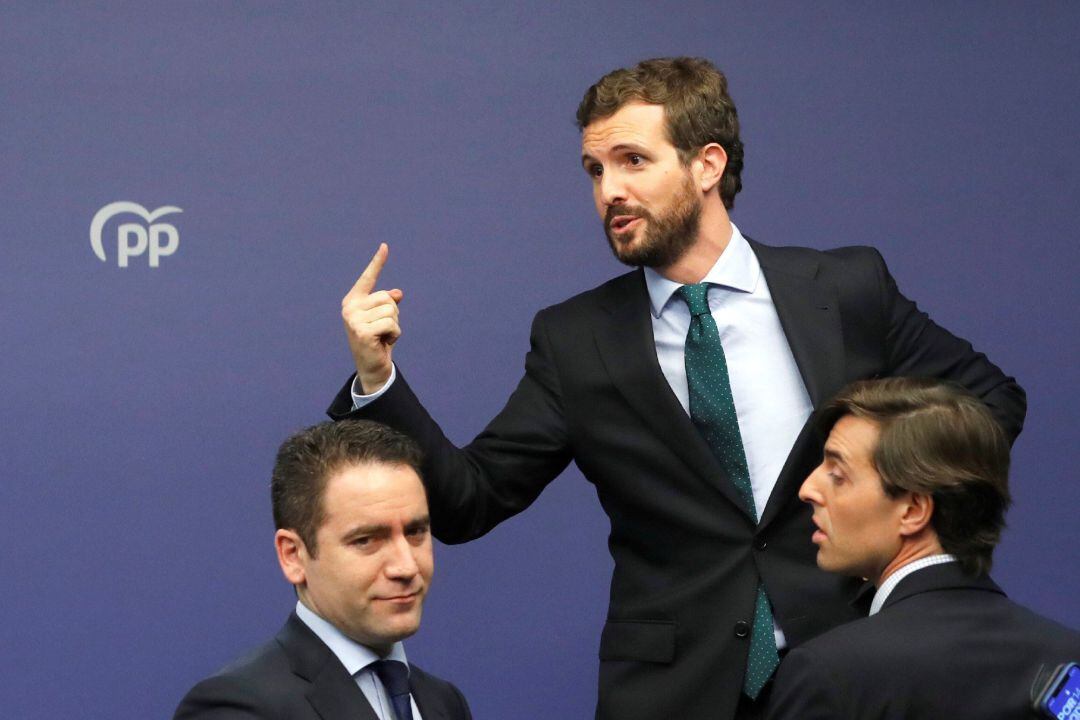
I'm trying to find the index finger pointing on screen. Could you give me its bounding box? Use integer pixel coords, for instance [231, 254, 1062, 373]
[351, 242, 389, 295]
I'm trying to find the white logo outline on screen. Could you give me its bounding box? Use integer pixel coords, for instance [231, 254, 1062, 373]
[89, 201, 183, 266]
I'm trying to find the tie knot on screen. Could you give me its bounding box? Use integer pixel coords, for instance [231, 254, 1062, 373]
[677, 283, 711, 316]
[371, 659, 411, 697]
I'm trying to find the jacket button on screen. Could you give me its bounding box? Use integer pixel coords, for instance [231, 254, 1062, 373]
[755, 537, 767, 550]
[734, 621, 750, 638]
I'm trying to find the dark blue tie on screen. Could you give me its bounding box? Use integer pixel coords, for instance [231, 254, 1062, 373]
[677, 283, 780, 699]
[372, 660, 414, 720]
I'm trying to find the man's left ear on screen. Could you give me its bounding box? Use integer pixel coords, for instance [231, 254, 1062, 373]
[898, 492, 934, 537]
[693, 143, 727, 195]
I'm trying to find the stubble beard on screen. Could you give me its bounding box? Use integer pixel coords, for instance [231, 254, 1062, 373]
[604, 173, 702, 269]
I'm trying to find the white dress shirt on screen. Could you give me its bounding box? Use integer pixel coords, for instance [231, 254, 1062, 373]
[869, 554, 958, 616]
[352, 224, 813, 649]
[295, 601, 423, 720]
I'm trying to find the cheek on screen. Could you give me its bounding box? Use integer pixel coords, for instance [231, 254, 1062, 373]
[829, 502, 858, 538]
[337, 558, 379, 590]
[418, 548, 435, 579]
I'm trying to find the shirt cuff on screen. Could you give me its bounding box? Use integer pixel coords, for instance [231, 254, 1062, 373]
[351, 364, 397, 410]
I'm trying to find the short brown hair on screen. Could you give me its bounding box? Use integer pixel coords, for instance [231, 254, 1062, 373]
[576, 57, 744, 209]
[819, 378, 1011, 576]
[271, 420, 424, 556]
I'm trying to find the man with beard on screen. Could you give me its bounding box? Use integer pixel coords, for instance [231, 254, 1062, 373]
[328, 57, 1025, 720]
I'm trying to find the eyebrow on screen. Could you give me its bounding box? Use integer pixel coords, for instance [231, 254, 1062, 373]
[581, 143, 647, 168]
[405, 516, 431, 532]
[341, 523, 388, 541]
[340, 515, 431, 541]
[823, 447, 845, 464]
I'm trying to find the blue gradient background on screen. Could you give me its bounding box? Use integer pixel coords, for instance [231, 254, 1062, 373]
[2, 3, 1077, 718]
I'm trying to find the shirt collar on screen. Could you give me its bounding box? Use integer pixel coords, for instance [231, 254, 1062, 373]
[643, 222, 760, 318]
[868, 554, 957, 616]
[295, 600, 409, 675]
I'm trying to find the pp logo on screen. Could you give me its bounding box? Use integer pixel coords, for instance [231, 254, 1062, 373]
[89, 201, 182, 267]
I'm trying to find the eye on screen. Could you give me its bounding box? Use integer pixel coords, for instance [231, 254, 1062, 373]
[628, 154, 645, 166]
[587, 163, 603, 178]
[350, 536, 372, 547]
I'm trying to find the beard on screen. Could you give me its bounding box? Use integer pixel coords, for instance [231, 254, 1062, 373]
[604, 173, 702, 269]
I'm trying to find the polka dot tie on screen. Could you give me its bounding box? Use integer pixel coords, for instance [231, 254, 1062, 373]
[677, 283, 779, 700]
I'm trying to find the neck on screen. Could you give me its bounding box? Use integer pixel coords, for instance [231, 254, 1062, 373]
[657, 202, 732, 284]
[874, 533, 945, 587]
[297, 594, 395, 657]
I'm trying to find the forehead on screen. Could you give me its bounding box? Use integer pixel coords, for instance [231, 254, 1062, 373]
[321, 462, 427, 524]
[581, 102, 671, 156]
[826, 415, 881, 463]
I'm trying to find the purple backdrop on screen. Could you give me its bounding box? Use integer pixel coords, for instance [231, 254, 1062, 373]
[2, 3, 1077, 718]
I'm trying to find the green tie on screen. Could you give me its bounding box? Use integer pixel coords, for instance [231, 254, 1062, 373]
[677, 283, 779, 700]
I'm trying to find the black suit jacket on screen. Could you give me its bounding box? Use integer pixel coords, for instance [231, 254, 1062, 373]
[329, 241, 1025, 719]
[765, 562, 1080, 719]
[174, 613, 472, 720]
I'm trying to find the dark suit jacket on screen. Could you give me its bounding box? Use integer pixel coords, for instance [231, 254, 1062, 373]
[765, 562, 1080, 719]
[174, 613, 472, 720]
[329, 241, 1025, 720]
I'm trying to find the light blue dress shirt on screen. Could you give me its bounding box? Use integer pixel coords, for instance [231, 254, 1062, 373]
[295, 601, 423, 720]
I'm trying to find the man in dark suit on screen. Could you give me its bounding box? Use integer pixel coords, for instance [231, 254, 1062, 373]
[330, 58, 1025, 719]
[766, 377, 1079, 719]
[175, 420, 472, 720]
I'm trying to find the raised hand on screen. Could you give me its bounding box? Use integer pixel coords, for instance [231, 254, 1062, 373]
[342, 243, 404, 394]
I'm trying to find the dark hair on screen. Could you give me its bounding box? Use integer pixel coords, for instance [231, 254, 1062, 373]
[575, 57, 744, 209]
[271, 420, 423, 556]
[819, 378, 1011, 576]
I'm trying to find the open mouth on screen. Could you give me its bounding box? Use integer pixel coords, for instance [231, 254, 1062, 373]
[609, 216, 643, 234]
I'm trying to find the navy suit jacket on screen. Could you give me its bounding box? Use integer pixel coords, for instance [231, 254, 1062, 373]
[174, 613, 472, 720]
[329, 240, 1025, 720]
[765, 562, 1080, 719]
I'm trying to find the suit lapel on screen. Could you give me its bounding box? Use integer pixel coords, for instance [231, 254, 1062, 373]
[409, 667, 449, 720]
[593, 270, 753, 517]
[276, 613, 379, 720]
[306, 668, 379, 720]
[750, 241, 845, 528]
[749, 240, 845, 410]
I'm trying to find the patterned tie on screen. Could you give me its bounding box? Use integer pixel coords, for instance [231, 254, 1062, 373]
[677, 283, 780, 700]
[372, 659, 414, 720]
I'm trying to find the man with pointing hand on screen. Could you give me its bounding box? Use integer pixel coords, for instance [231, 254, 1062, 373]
[328, 57, 1025, 720]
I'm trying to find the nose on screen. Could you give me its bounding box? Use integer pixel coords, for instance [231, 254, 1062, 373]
[799, 466, 824, 505]
[384, 534, 419, 581]
[598, 169, 628, 208]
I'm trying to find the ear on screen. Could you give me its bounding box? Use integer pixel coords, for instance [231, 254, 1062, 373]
[693, 143, 728, 195]
[275, 529, 309, 586]
[897, 492, 934, 537]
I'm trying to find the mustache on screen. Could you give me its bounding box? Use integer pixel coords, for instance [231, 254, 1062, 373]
[604, 205, 649, 229]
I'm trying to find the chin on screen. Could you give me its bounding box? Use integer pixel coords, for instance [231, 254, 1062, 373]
[815, 552, 841, 574]
[383, 615, 423, 641]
